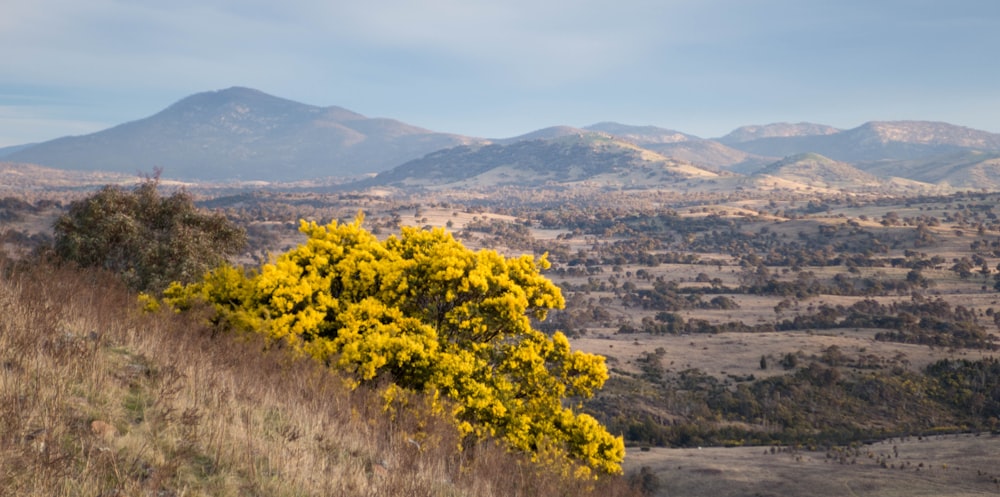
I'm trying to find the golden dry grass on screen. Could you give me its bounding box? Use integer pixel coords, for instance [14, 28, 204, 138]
[0, 261, 640, 497]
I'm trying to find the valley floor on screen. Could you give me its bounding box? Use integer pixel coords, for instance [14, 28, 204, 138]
[625, 433, 1000, 497]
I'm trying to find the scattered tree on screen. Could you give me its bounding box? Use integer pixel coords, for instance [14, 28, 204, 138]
[52, 173, 246, 292]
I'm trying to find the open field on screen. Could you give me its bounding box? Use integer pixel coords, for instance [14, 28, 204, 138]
[625, 434, 1000, 497]
[574, 328, 997, 380]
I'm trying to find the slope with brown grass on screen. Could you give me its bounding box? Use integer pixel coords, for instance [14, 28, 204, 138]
[0, 261, 641, 497]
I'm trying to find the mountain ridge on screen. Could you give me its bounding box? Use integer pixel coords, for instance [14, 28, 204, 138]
[584, 122, 698, 144]
[5, 87, 1000, 188]
[723, 120, 1000, 163]
[5, 87, 481, 181]
[753, 152, 886, 189]
[718, 122, 841, 144]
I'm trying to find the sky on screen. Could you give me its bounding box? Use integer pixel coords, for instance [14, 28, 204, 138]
[2, 0, 1000, 147]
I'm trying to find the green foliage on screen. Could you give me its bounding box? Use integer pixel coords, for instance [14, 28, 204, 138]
[779, 353, 798, 370]
[926, 358, 1000, 418]
[600, 354, 1000, 450]
[164, 216, 624, 476]
[53, 174, 246, 292]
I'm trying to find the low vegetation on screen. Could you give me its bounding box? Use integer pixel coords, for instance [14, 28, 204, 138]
[52, 172, 246, 292]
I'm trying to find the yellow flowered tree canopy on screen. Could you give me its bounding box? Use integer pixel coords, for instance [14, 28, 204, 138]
[164, 216, 624, 475]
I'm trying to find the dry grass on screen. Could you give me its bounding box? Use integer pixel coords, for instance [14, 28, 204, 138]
[626, 434, 1000, 497]
[0, 261, 640, 497]
[575, 327, 998, 382]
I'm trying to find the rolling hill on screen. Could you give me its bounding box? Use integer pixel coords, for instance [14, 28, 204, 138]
[639, 140, 772, 173]
[362, 132, 720, 189]
[863, 150, 1000, 190]
[584, 122, 771, 172]
[752, 152, 886, 189]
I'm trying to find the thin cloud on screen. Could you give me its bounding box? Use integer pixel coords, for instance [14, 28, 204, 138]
[1, 0, 998, 143]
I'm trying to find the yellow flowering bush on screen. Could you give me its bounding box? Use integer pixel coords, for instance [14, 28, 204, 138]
[163, 215, 624, 475]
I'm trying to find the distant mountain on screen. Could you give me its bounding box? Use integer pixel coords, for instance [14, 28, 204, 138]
[583, 122, 697, 144]
[718, 122, 841, 144]
[0, 143, 37, 158]
[723, 121, 1000, 163]
[5, 87, 480, 181]
[854, 121, 1000, 149]
[362, 133, 719, 189]
[753, 153, 885, 189]
[863, 150, 1000, 190]
[495, 126, 594, 144]
[581, 122, 770, 172]
[641, 140, 772, 173]
[6, 86, 1000, 189]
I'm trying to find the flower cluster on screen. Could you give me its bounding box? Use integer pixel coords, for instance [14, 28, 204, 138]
[163, 215, 624, 475]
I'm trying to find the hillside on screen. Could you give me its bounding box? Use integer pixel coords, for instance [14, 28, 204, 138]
[641, 140, 772, 173]
[863, 150, 1000, 190]
[0, 143, 37, 158]
[584, 122, 771, 172]
[496, 125, 594, 143]
[753, 152, 888, 189]
[5, 87, 480, 181]
[0, 261, 640, 497]
[718, 122, 841, 144]
[584, 122, 698, 144]
[363, 133, 720, 188]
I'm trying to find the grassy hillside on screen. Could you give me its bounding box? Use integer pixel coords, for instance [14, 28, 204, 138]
[365, 133, 718, 189]
[0, 261, 641, 497]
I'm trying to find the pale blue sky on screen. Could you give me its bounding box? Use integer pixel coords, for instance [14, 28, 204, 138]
[2, 0, 999, 147]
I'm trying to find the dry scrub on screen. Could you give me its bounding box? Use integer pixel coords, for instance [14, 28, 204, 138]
[0, 261, 640, 497]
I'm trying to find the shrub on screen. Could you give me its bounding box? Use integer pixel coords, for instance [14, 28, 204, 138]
[164, 215, 625, 476]
[52, 173, 246, 292]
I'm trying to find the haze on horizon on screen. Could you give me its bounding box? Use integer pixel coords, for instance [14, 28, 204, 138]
[2, 0, 999, 148]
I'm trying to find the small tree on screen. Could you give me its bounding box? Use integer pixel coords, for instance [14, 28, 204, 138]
[53, 173, 246, 292]
[780, 352, 799, 370]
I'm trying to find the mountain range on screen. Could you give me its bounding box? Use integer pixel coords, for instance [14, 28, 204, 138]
[4, 87, 1000, 190]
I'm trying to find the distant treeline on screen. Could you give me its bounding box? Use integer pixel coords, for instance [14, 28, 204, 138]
[595, 356, 1000, 449]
